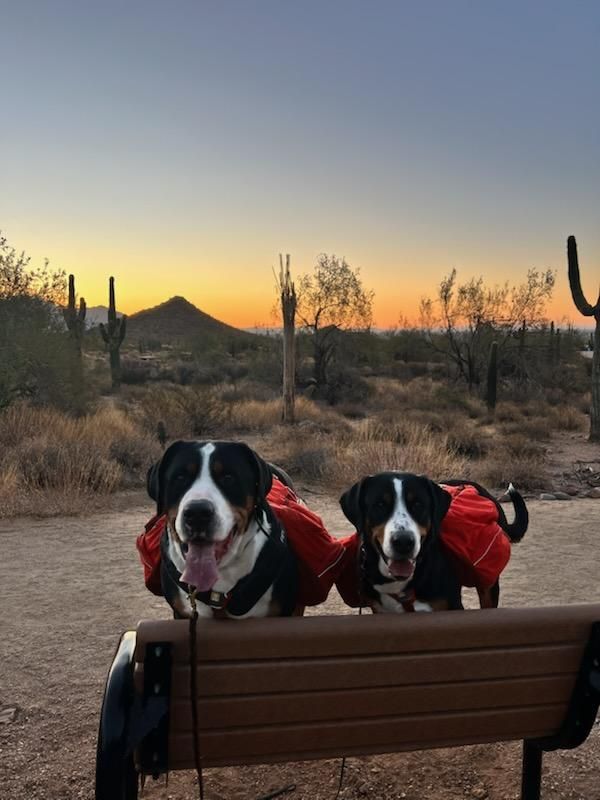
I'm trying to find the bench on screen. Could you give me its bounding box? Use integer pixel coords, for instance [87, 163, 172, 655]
[95, 604, 600, 800]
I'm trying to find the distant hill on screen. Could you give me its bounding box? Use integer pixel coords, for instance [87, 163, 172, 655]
[85, 305, 123, 328]
[126, 296, 253, 344]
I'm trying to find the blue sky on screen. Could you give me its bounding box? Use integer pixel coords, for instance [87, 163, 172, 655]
[1, 0, 598, 325]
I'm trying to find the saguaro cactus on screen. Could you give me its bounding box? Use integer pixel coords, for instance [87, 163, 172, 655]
[567, 236, 600, 441]
[63, 274, 86, 356]
[99, 276, 127, 390]
[62, 274, 86, 407]
[486, 340, 498, 411]
[279, 254, 296, 423]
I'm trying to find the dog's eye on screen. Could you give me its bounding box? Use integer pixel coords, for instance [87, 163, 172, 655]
[221, 473, 235, 486]
[374, 499, 387, 510]
[174, 473, 187, 482]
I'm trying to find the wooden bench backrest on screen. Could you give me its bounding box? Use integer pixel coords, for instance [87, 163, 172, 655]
[134, 605, 600, 769]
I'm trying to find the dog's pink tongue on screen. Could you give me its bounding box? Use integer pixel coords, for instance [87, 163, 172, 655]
[181, 542, 218, 591]
[389, 559, 415, 580]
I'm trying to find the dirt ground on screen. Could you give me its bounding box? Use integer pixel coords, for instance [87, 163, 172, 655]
[1, 491, 600, 800]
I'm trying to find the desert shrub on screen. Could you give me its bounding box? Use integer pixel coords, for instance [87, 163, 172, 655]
[121, 359, 156, 385]
[519, 398, 553, 419]
[389, 360, 444, 381]
[323, 368, 372, 406]
[575, 392, 592, 415]
[278, 422, 467, 488]
[494, 402, 524, 423]
[499, 418, 551, 441]
[0, 296, 84, 412]
[501, 432, 546, 460]
[284, 444, 332, 482]
[405, 409, 448, 433]
[446, 419, 490, 459]
[431, 384, 486, 418]
[476, 451, 547, 492]
[243, 347, 282, 388]
[228, 399, 282, 430]
[129, 385, 229, 440]
[0, 402, 161, 515]
[336, 403, 369, 419]
[228, 395, 347, 433]
[551, 405, 588, 432]
[15, 437, 121, 493]
[367, 376, 418, 409]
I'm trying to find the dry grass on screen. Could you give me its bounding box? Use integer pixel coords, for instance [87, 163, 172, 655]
[550, 405, 588, 432]
[127, 383, 346, 439]
[228, 395, 342, 432]
[279, 420, 467, 488]
[476, 452, 547, 492]
[0, 403, 160, 517]
[0, 369, 585, 517]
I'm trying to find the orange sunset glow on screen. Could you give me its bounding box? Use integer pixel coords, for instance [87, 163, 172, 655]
[2, 2, 599, 330]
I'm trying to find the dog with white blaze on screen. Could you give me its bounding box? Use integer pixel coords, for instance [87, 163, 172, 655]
[146, 440, 298, 619]
[338, 472, 528, 613]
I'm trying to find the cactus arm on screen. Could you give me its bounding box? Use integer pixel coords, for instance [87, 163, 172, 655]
[68, 274, 75, 311]
[108, 276, 117, 323]
[118, 314, 127, 345]
[567, 236, 596, 317]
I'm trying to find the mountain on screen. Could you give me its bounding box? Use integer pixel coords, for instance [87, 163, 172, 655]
[85, 305, 123, 328]
[125, 296, 253, 344]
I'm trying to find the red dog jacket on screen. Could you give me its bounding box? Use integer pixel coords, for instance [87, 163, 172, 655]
[335, 483, 512, 607]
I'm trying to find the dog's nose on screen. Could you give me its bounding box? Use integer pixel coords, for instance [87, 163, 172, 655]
[390, 530, 415, 557]
[183, 500, 216, 529]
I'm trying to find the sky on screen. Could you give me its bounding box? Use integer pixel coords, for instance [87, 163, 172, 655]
[1, 0, 599, 328]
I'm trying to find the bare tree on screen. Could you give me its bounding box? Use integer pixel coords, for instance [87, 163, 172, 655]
[297, 254, 373, 389]
[0, 232, 65, 303]
[277, 254, 296, 423]
[567, 236, 600, 441]
[420, 268, 555, 391]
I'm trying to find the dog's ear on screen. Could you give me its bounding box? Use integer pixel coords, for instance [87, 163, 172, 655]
[238, 443, 273, 501]
[427, 479, 451, 535]
[147, 440, 187, 514]
[146, 462, 160, 503]
[339, 477, 371, 531]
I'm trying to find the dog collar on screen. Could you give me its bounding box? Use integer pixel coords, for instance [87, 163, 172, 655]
[161, 510, 292, 618]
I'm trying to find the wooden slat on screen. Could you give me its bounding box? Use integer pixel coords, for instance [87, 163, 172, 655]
[167, 643, 582, 696]
[167, 704, 566, 767]
[169, 674, 575, 729]
[130, 605, 600, 774]
[134, 605, 600, 664]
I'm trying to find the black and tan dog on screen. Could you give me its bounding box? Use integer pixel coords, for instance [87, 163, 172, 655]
[147, 440, 298, 619]
[340, 472, 528, 613]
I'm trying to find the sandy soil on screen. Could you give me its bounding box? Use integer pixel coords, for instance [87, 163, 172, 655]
[1, 492, 600, 800]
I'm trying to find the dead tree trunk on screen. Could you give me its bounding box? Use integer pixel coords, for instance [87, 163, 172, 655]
[279, 254, 296, 423]
[567, 236, 600, 441]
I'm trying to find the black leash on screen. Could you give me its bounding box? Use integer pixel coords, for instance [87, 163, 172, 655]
[188, 591, 205, 800]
